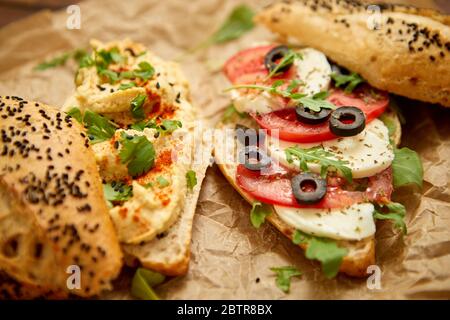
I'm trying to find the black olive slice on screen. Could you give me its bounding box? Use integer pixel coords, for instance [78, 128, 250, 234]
[264, 45, 292, 73]
[295, 105, 332, 125]
[291, 173, 327, 204]
[239, 146, 271, 171]
[329, 106, 366, 137]
[235, 124, 264, 147]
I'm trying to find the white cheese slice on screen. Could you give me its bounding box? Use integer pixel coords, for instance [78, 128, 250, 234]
[265, 119, 394, 179]
[231, 48, 331, 114]
[274, 203, 376, 241]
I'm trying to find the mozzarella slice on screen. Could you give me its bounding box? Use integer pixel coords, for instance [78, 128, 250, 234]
[294, 48, 331, 96]
[266, 119, 394, 179]
[274, 203, 376, 241]
[231, 48, 331, 114]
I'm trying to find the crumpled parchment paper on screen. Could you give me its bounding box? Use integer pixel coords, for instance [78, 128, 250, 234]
[0, 0, 449, 299]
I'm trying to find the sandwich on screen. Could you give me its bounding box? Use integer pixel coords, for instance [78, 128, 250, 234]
[213, 0, 445, 278]
[63, 39, 212, 277]
[0, 39, 211, 298]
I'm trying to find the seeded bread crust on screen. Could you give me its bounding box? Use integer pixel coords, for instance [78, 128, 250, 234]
[256, 0, 450, 107]
[0, 96, 123, 298]
[214, 110, 401, 278]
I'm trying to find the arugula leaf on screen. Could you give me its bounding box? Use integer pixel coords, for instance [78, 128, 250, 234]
[119, 82, 137, 90]
[156, 176, 170, 188]
[131, 268, 165, 300]
[119, 133, 156, 177]
[292, 230, 348, 279]
[379, 114, 397, 145]
[103, 182, 133, 202]
[209, 5, 255, 44]
[130, 94, 147, 120]
[374, 202, 407, 235]
[34, 52, 71, 71]
[83, 110, 117, 144]
[270, 266, 301, 293]
[133, 61, 155, 81]
[67, 107, 83, 123]
[297, 94, 335, 113]
[392, 148, 423, 189]
[250, 202, 271, 228]
[186, 170, 197, 191]
[331, 72, 365, 93]
[266, 50, 302, 79]
[285, 146, 353, 182]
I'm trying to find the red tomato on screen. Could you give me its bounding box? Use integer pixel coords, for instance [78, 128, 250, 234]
[236, 163, 393, 209]
[252, 86, 389, 143]
[223, 45, 389, 143]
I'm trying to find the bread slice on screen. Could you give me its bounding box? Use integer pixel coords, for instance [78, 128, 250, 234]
[255, 0, 450, 107]
[214, 110, 401, 277]
[122, 123, 213, 276]
[0, 96, 123, 298]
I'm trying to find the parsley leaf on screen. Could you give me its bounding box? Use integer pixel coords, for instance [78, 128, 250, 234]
[222, 104, 247, 123]
[392, 148, 423, 189]
[250, 202, 271, 228]
[103, 182, 133, 202]
[130, 119, 157, 131]
[292, 230, 348, 279]
[130, 94, 147, 120]
[67, 107, 83, 123]
[331, 72, 365, 93]
[133, 61, 155, 81]
[160, 119, 182, 133]
[374, 202, 407, 235]
[83, 110, 117, 144]
[119, 133, 156, 177]
[98, 68, 120, 83]
[270, 266, 301, 293]
[285, 146, 353, 182]
[66, 107, 117, 143]
[119, 82, 137, 90]
[266, 50, 302, 79]
[34, 52, 71, 71]
[156, 176, 170, 188]
[186, 170, 197, 191]
[131, 268, 165, 301]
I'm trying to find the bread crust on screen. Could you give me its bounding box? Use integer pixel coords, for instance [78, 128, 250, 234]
[213, 110, 401, 277]
[256, 0, 450, 107]
[0, 96, 123, 298]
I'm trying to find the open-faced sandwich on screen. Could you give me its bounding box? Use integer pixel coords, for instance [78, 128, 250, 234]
[63, 39, 212, 277]
[213, 0, 446, 278]
[0, 39, 211, 299]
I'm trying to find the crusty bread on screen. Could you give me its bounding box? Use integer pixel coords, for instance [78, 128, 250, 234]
[123, 124, 213, 276]
[256, 0, 450, 107]
[0, 96, 123, 298]
[213, 110, 401, 277]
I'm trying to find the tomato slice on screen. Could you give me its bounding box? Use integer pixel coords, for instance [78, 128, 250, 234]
[252, 86, 389, 143]
[223, 45, 389, 143]
[236, 163, 393, 209]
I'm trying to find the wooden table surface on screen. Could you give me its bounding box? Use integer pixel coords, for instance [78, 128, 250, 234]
[0, 0, 449, 28]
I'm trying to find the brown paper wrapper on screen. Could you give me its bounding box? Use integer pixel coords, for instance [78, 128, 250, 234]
[0, 0, 449, 299]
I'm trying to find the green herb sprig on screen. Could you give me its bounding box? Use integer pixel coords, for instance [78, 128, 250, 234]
[285, 146, 353, 182]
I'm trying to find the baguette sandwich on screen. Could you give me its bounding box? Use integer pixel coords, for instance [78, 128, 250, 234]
[213, 0, 438, 278]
